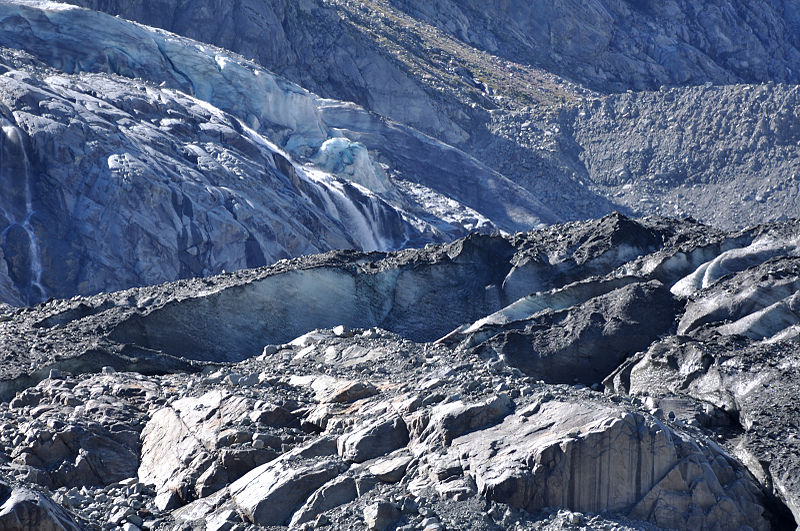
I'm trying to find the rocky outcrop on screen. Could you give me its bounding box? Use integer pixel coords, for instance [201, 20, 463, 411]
[1, 0, 800, 528]
[0, 486, 80, 531]
[228, 440, 347, 526]
[0, 216, 795, 528]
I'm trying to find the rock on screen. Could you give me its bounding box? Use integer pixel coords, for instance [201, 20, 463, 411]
[321, 381, 378, 404]
[248, 404, 297, 427]
[607, 332, 800, 523]
[204, 508, 240, 531]
[153, 490, 183, 512]
[109, 506, 133, 525]
[451, 398, 771, 530]
[289, 475, 358, 527]
[225, 373, 258, 386]
[413, 393, 513, 446]
[229, 441, 347, 526]
[138, 407, 209, 505]
[195, 462, 229, 499]
[368, 451, 414, 483]
[471, 281, 678, 384]
[0, 487, 81, 530]
[338, 412, 409, 463]
[0, 199, 798, 531]
[138, 390, 255, 505]
[363, 502, 401, 531]
[261, 345, 278, 357]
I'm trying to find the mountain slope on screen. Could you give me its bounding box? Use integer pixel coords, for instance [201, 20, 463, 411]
[0, 0, 556, 305]
[2, 0, 800, 306]
[390, 0, 800, 91]
[59, 0, 800, 229]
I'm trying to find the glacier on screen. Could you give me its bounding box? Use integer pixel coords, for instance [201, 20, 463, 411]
[0, 0, 556, 304]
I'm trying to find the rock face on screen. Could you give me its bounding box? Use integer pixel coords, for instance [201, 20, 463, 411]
[138, 390, 281, 507]
[0, 215, 794, 529]
[451, 399, 769, 530]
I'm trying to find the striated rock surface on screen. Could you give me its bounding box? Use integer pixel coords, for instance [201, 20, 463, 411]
[451, 399, 768, 530]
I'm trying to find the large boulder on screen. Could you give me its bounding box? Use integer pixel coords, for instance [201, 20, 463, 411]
[411, 394, 513, 447]
[0, 486, 80, 531]
[138, 390, 277, 507]
[338, 411, 409, 464]
[450, 398, 771, 530]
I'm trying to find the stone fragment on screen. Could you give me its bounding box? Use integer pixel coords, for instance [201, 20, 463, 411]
[289, 476, 358, 527]
[229, 440, 347, 526]
[321, 381, 378, 404]
[363, 502, 401, 531]
[338, 412, 409, 463]
[0, 487, 81, 530]
[415, 394, 513, 446]
[368, 450, 413, 483]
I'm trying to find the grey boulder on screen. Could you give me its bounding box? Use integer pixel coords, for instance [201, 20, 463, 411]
[451, 398, 770, 530]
